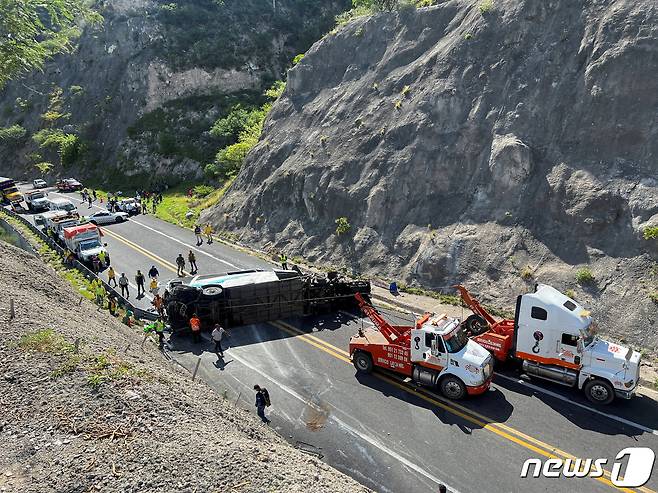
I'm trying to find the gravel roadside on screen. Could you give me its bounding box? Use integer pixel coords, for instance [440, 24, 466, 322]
[0, 240, 369, 493]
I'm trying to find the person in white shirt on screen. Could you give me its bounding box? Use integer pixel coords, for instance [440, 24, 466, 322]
[211, 324, 226, 357]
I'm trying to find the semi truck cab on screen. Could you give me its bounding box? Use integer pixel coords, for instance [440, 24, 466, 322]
[515, 285, 641, 404]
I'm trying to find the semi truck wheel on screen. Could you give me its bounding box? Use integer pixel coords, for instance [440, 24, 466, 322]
[464, 314, 488, 337]
[584, 379, 614, 405]
[353, 352, 373, 374]
[440, 376, 466, 400]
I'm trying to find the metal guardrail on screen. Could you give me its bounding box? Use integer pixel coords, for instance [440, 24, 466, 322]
[1, 207, 158, 321]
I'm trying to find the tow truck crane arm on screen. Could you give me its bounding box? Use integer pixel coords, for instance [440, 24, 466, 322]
[354, 293, 430, 345]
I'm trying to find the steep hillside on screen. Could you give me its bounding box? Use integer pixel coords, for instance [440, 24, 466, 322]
[0, 0, 349, 186]
[205, 0, 658, 352]
[0, 240, 366, 493]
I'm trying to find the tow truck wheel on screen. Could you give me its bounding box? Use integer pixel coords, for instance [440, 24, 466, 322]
[440, 376, 467, 400]
[584, 379, 614, 405]
[353, 352, 373, 374]
[464, 314, 488, 337]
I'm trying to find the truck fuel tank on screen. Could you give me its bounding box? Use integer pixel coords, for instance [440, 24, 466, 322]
[522, 359, 577, 387]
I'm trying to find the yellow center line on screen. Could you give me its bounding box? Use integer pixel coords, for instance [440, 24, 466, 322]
[273, 321, 648, 493]
[93, 231, 652, 493]
[102, 227, 185, 275]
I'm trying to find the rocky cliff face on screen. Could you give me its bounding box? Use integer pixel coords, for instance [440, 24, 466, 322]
[0, 0, 349, 185]
[206, 0, 658, 351]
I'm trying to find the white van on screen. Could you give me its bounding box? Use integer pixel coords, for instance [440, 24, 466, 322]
[48, 197, 77, 213]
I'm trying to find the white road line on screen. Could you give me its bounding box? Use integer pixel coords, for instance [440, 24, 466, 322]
[228, 349, 461, 493]
[51, 191, 240, 270]
[129, 217, 239, 269]
[494, 373, 658, 436]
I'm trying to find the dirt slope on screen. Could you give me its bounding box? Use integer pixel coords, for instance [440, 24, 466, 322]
[205, 0, 658, 354]
[0, 240, 367, 493]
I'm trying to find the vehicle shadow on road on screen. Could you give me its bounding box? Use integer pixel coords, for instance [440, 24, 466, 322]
[355, 371, 514, 433]
[493, 372, 657, 437]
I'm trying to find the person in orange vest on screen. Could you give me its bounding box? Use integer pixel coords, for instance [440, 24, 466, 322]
[190, 313, 201, 343]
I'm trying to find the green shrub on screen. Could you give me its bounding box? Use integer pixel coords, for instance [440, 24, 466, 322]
[0, 124, 27, 144]
[649, 291, 658, 303]
[210, 104, 252, 140]
[520, 265, 533, 280]
[644, 226, 658, 240]
[565, 289, 576, 300]
[34, 162, 54, 174]
[575, 267, 595, 284]
[292, 53, 305, 65]
[264, 80, 286, 100]
[193, 185, 215, 198]
[70, 85, 84, 96]
[479, 0, 494, 13]
[335, 217, 351, 235]
[59, 134, 80, 165]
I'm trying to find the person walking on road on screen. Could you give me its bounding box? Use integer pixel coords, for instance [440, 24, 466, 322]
[87, 195, 93, 208]
[148, 265, 159, 279]
[176, 254, 185, 277]
[107, 266, 117, 287]
[135, 270, 146, 297]
[254, 385, 271, 424]
[204, 223, 213, 244]
[118, 273, 129, 298]
[188, 250, 198, 274]
[194, 224, 203, 246]
[189, 313, 201, 343]
[280, 252, 288, 270]
[211, 324, 226, 357]
[149, 277, 159, 296]
[92, 190, 97, 201]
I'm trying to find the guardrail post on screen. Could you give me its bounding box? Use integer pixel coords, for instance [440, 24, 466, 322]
[9, 298, 15, 320]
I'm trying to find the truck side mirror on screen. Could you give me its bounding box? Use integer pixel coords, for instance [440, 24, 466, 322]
[577, 339, 583, 353]
[431, 339, 438, 357]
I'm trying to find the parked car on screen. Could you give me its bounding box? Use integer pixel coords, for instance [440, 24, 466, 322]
[33, 179, 47, 189]
[56, 178, 82, 192]
[48, 197, 77, 213]
[88, 210, 129, 225]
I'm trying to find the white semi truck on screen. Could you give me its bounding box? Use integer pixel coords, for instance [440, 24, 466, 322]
[456, 284, 642, 404]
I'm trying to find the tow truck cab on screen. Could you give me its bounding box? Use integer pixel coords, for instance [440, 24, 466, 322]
[514, 285, 641, 404]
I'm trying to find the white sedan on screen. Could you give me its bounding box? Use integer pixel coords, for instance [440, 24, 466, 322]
[33, 179, 47, 189]
[88, 210, 129, 225]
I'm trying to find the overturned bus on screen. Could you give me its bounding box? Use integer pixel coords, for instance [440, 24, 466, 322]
[164, 269, 371, 330]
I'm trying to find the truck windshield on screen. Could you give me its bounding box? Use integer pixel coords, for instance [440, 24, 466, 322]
[580, 323, 598, 348]
[30, 193, 45, 199]
[62, 203, 76, 211]
[79, 240, 101, 251]
[443, 326, 469, 353]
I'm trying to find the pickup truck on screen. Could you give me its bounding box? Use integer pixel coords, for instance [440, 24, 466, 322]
[24, 190, 50, 212]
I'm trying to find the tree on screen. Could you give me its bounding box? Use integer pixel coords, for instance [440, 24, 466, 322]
[352, 0, 400, 11]
[0, 0, 101, 88]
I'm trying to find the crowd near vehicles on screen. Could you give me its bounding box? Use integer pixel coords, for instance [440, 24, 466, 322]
[33, 179, 47, 189]
[0, 177, 23, 205]
[165, 269, 371, 330]
[23, 190, 49, 212]
[62, 223, 108, 264]
[455, 284, 641, 404]
[88, 210, 129, 225]
[350, 294, 494, 400]
[56, 178, 83, 192]
[47, 197, 77, 213]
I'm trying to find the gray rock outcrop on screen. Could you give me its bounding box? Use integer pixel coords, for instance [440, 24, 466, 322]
[205, 0, 658, 351]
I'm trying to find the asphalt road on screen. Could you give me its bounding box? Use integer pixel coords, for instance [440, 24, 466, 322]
[10, 185, 658, 493]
